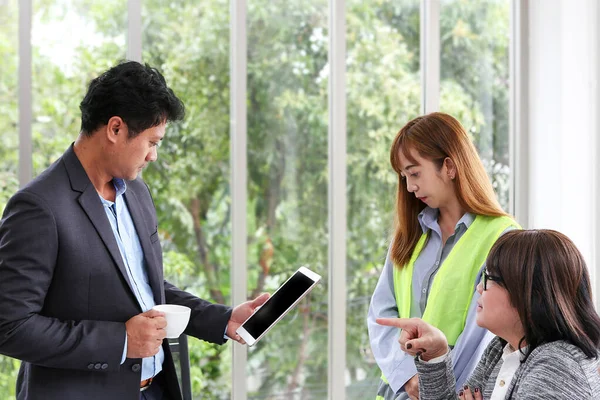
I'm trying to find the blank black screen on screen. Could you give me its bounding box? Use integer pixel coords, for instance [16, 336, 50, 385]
[243, 272, 314, 338]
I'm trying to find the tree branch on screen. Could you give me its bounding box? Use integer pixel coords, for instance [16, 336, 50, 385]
[189, 197, 225, 304]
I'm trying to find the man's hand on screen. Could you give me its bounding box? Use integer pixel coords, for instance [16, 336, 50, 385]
[404, 374, 419, 400]
[375, 317, 449, 361]
[125, 309, 167, 358]
[226, 293, 270, 344]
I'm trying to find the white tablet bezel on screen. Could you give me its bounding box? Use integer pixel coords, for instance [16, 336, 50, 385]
[236, 266, 321, 346]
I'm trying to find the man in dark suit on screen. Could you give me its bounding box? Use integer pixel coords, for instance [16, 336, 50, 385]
[0, 61, 267, 400]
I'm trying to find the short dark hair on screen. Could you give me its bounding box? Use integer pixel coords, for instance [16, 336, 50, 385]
[79, 61, 185, 137]
[486, 229, 600, 359]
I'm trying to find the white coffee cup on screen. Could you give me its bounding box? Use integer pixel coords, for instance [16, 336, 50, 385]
[152, 304, 191, 338]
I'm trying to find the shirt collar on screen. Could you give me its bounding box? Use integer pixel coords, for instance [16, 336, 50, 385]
[98, 179, 128, 206]
[113, 178, 127, 198]
[418, 206, 475, 233]
[502, 342, 528, 361]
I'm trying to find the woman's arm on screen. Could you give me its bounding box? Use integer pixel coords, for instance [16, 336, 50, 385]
[375, 317, 503, 400]
[367, 250, 418, 394]
[415, 337, 503, 400]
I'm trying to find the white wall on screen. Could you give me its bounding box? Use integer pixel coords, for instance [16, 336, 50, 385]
[527, 0, 599, 305]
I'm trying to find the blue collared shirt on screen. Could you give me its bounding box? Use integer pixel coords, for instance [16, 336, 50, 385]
[98, 179, 164, 381]
[367, 207, 498, 398]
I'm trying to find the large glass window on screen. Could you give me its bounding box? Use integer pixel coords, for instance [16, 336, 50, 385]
[246, 0, 329, 398]
[142, 0, 232, 398]
[440, 0, 511, 210]
[345, 1, 421, 397]
[0, 0, 19, 216]
[0, 1, 20, 396]
[0, 2, 513, 399]
[31, 0, 127, 174]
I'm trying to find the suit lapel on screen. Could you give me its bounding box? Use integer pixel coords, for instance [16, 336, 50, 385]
[63, 144, 164, 305]
[124, 189, 164, 304]
[77, 187, 138, 297]
[63, 145, 137, 301]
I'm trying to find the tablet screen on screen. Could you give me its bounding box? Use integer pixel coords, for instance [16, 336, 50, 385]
[242, 271, 315, 338]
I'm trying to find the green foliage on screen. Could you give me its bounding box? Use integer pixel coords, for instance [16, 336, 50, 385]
[0, 0, 510, 398]
[0, 357, 19, 399]
[439, 0, 511, 209]
[0, 0, 19, 218]
[0, 2, 19, 393]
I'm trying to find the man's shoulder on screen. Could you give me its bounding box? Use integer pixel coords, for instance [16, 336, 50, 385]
[0, 157, 71, 224]
[19, 156, 69, 200]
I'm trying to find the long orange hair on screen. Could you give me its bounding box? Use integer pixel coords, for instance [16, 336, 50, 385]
[390, 112, 509, 268]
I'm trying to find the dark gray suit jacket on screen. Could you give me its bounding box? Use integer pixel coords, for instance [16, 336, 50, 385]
[0, 145, 232, 400]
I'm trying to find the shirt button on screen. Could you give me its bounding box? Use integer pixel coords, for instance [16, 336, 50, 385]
[131, 363, 141, 372]
[422, 288, 427, 294]
[499, 379, 506, 387]
[101, 363, 108, 370]
[94, 363, 102, 370]
[87, 363, 94, 370]
[435, 261, 439, 266]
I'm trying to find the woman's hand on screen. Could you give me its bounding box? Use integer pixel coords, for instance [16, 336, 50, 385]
[375, 317, 449, 361]
[458, 385, 483, 400]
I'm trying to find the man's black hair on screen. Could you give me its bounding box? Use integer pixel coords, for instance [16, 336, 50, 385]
[79, 61, 185, 137]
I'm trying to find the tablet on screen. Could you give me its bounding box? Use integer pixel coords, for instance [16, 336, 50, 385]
[236, 266, 321, 346]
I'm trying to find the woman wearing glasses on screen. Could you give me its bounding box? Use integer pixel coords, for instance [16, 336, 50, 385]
[377, 229, 600, 399]
[368, 112, 519, 400]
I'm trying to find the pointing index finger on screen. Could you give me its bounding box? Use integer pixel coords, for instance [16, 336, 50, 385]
[375, 318, 415, 329]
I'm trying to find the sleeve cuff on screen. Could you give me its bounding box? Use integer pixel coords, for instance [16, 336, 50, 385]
[121, 332, 128, 364]
[420, 350, 449, 364]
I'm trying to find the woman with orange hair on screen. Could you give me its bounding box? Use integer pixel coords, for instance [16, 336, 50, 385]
[367, 112, 519, 400]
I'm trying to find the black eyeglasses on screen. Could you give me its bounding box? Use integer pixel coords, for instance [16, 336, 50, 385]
[482, 270, 503, 290]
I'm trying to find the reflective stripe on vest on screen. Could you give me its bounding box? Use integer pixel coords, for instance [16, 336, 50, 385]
[376, 215, 519, 399]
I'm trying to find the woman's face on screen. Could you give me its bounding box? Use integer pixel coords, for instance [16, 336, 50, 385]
[476, 272, 524, 343]
[397, 147, 456, 209]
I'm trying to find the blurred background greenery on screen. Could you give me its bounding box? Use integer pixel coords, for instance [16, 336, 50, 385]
[0, 0, 509, 398]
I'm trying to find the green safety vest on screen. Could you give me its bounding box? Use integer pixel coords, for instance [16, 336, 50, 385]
[376, 215, 519, 400]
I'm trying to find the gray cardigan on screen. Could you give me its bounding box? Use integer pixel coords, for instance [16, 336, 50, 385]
[415, 336, 600, 399]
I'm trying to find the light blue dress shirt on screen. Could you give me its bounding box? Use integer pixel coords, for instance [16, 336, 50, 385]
[98, 179, 164, 381]
[367, 207, 500, 399]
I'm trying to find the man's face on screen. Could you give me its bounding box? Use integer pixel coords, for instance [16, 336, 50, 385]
[113, 123, 165, 180]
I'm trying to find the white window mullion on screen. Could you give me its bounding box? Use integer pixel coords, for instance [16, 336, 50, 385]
[328, 0, 347, 399]
[420, 0, 440, 114]
[230, 0, 248, 399]
[509, 0, 530, 225]
[18, 0, 32, 187]
[127, 0, 142, 62]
